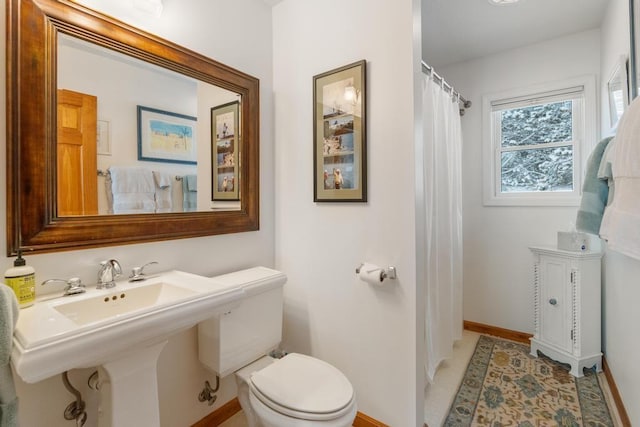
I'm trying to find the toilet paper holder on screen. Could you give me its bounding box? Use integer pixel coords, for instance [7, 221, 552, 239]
[355, 263, 397, 281]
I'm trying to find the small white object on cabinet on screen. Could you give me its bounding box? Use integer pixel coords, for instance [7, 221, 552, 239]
[529, 246, 603, 377]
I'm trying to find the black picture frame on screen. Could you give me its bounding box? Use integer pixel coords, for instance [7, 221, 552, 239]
[313, 60, 367, 202]
[137, 105, 197, 165]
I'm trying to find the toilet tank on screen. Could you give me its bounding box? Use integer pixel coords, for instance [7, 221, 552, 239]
[198, 267, 287, 377]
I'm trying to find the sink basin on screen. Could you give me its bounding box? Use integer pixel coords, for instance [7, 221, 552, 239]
[12, 270, 245, 383]
[54, 282, 197, 326]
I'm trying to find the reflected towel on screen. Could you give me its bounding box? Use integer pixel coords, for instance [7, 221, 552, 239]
[575, 137, 612, 235]
[600, 96, 640, 260]
[182, 175, 197, 211]
[109, 166, 156, 214]
[0, 283, 19, 427]
[152, 171, 173, 213]
[186, 174, 197, 192]
[105, 174, 114, 214]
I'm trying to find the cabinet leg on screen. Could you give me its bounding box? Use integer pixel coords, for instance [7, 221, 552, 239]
[569, 363, 584, 378]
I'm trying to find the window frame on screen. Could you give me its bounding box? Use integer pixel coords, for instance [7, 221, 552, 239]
[482, 76, 597, 206]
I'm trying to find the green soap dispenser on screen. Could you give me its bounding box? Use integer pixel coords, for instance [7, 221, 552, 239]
[4, 250, 36, 308]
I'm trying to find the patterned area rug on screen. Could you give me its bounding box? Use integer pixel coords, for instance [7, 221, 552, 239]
[444, 335, 614, 426]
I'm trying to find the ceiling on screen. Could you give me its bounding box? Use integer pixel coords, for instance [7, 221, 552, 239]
[422, 0, 611, 68]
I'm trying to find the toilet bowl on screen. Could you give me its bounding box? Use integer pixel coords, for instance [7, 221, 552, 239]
[236, 354, 357, 427]
[198, 267, 357, 427]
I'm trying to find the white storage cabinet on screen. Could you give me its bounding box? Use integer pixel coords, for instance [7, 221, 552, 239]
[529, 246, 603, 377]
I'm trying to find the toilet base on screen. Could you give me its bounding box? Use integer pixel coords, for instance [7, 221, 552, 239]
[249, 392, 357, 427]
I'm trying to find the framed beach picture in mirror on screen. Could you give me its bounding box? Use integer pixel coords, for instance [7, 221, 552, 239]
[211, 101, 240, 201]
[313, 60, 367, 202]
[137, 106, 197, 164]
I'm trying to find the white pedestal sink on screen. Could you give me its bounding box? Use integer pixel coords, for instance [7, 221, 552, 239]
[11, 270, 245, 426]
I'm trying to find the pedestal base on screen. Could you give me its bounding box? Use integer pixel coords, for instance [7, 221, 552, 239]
[98, 341, 168, 427]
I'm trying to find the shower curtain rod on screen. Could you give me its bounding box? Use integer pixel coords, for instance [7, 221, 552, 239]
[421, 60, 472, 112]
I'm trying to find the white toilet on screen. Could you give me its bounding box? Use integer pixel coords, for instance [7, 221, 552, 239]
[198, 267, 357, 427]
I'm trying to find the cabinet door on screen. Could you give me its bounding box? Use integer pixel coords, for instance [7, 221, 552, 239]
[538, 255, 573, 352]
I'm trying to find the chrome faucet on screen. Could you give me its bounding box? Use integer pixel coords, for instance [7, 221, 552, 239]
[97, 259, 122, 289]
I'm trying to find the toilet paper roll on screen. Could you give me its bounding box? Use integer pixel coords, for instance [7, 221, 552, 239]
[357, 262, 384, 285]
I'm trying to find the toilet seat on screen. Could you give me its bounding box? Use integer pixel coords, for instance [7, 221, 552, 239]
[249, 353, 355, 421]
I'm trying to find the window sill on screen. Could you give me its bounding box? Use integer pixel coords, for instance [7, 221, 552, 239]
[483, 194, 581, 207]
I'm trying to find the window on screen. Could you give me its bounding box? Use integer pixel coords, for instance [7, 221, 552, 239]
[482, 77, 596, 206]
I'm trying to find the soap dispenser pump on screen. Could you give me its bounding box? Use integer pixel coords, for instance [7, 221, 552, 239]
[4, 250, 36, 308]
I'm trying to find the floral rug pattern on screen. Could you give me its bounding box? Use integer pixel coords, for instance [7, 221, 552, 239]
[444, 335, 614, 426]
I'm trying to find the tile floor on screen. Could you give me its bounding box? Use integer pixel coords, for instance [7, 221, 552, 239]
[219, 329, 623, 427]
[424, 330, 480, 427]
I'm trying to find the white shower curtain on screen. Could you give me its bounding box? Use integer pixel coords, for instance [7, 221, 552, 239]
[422, 73, 464, 382]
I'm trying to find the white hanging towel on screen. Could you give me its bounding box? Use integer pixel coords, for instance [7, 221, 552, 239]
[152, 171, 173, 213]
[109, 166, 156, 214]
[599, 96, 640, 260]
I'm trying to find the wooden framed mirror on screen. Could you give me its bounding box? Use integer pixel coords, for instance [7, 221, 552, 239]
[6, 0, 260, 255]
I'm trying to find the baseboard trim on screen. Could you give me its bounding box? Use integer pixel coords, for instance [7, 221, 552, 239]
[463, 320, 532, 344]
[602, 357, 632, 427]
[191, 398, 387, 427]
[353, 411, 389, 427]
[191, 398, 241, 427]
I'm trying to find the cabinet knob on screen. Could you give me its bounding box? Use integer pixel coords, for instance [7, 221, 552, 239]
[549, 298, 557, 306]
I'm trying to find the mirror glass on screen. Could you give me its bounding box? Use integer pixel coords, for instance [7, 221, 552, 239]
[607, 55, 629, 130]
[57, 34, 241, 216]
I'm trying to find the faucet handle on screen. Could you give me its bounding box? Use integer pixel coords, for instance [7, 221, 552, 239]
[41, 277, 86, 296]
[64, 277, 86, 295]
[129, 261, 159, 282]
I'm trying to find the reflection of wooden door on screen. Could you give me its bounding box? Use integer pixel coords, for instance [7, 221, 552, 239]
[57, 89, 98, 216]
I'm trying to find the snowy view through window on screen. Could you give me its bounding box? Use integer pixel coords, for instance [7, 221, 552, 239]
[499, 100, 574, 193]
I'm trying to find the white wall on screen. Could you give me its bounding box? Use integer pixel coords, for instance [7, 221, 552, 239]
[272, 0, 422, 425]
[438, 30, 601, 333]
[0, 0, 275, 425]
[599, 0, 640, 423]
[600, 248, 640, 423]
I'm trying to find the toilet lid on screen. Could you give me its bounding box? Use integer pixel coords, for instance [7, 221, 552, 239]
[250, 353, 354, 416]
